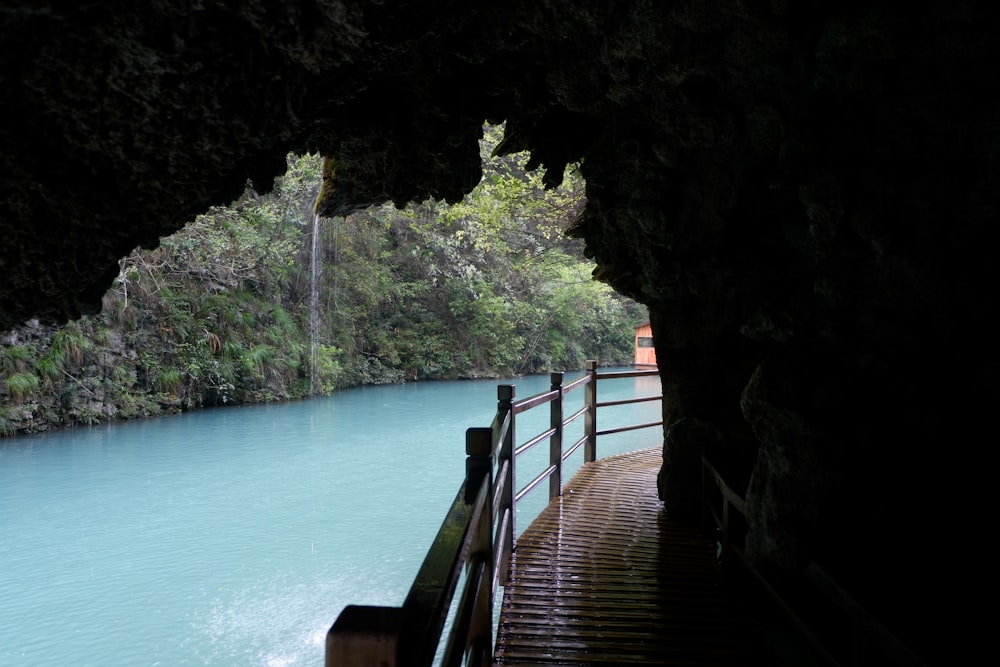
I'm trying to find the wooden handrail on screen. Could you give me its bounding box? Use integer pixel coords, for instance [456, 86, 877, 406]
[515, 463, 558, 503]
[512, 388, 559, 414]
[514, 426, 557, 457]
[327, 362, 663, 666]
[564, 404, 588, 426]
[592, 368, 660, 380]
[562, 374, 590, 393]
[596, 420, 663, 437]
[561, 435, 587, 462]
[596, 394, 662, 408]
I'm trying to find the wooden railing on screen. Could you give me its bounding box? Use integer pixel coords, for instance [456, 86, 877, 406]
[326, 360, 662, 666]
[701, 458, 927, 667]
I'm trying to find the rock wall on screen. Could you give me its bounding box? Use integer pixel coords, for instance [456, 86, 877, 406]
[3, 2, 997, 661]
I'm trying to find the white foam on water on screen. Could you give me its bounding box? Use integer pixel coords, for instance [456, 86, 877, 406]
[195, 567, 405, 666]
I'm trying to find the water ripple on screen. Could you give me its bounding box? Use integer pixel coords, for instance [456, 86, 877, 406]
[0, 371, 656, 665]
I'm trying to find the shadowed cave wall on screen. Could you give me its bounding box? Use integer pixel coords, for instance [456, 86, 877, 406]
[2, 2, 996, 662]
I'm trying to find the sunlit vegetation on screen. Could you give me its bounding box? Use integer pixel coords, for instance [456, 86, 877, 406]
[0, 124, 646, 435]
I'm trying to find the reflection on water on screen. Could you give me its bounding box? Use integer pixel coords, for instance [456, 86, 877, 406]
[0, 368, 660, 666]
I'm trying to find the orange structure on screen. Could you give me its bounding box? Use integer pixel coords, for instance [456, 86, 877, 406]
[634, 321, 656, 368]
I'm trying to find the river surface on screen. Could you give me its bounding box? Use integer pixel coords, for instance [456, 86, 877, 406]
[0, 369, 661, 666]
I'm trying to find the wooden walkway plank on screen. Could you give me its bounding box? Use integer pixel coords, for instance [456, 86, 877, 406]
[494, 448, 778, 666]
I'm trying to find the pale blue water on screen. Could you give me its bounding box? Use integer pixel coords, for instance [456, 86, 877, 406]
[0, 369, 661, 667]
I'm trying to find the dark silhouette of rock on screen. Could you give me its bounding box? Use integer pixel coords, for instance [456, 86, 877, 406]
[4, 3, 995, 662]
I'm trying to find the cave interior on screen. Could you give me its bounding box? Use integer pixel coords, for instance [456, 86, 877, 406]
[3, 2, 996, 663]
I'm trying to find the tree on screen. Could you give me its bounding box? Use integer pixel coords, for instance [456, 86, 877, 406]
[1, 126, 645, 435]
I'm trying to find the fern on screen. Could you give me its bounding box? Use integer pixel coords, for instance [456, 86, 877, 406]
[5, 372, 40, 403]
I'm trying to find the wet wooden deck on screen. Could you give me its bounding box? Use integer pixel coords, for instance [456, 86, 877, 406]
[494, 447, 777, 666]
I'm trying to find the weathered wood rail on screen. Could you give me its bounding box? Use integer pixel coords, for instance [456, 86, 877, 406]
[326, 360, 661, 666]
[327, 359, 927, 666]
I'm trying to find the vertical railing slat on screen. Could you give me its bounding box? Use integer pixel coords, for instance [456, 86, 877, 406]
[584, 360, 598, 462]
[548, 371, 564, 501]
[496, 384, 516, 586]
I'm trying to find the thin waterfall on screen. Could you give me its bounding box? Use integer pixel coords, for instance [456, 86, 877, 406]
[309, 212, 322, 395]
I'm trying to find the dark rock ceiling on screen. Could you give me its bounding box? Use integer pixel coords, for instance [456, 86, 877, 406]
[2, 2, 996, 662]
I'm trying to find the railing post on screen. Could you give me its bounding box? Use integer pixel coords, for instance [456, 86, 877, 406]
[548, 371, 565, 501]
[326, 605, 402, 666]
[584, 360, 598, 462]
[498, 384, 516, 582]
[465, 427, 494, 664]
[466, 427, 491, 504]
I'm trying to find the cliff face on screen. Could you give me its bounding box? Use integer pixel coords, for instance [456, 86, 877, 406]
[2, 2, 995, 661]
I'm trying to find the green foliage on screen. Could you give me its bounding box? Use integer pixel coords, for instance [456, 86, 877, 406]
[115, 392, 161, 420]
[155, 367, 183, 396]
[52, 325, 88, 368]
[222, 340, 245, 360]
[1, 345, 34, 374]
[242, 345, 275, 380]
[270, 305, 296, 333]
[0, 415, 14, 438]
[313, 344, 347, 394]
[72, 407, 102, 426]
[1, 131, 645, 435]
[329, 122, 643, 378]
[6, 372, 41, 403]
[35, 353, 63, 385]
[111, 364, 134, 387]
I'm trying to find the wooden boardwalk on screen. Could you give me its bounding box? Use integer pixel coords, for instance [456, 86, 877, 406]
[494, 447, 778, 666]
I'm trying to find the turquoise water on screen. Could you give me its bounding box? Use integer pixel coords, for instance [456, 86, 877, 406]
[0, 369, 661, 666]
